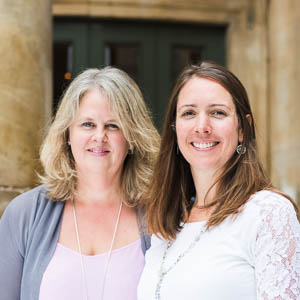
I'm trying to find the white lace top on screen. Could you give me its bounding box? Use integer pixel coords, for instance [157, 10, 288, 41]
[138, 190, 300, 300]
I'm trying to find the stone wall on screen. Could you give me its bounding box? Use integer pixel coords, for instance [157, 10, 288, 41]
[0, 0, 52, 214]
[268, 0, 300, 201]
[52, 0, 246, 22]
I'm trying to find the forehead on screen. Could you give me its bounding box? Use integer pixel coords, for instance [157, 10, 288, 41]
[76, 89, 115, 116]
[79, 89, 110, 108]
[177, 77, 234, 108]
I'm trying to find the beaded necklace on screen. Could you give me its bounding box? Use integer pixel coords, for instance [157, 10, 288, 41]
[155, 227, 205, 300]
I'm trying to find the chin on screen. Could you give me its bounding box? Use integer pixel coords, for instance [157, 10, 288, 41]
[190, 160, 223, 173]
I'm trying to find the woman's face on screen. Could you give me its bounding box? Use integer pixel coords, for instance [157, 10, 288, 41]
[68, 88, 129, 178]
[176, 76, 243, 175]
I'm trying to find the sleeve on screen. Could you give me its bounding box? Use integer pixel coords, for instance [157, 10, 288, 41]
[254, 196, 300, 300]
[0, 203, 24, 300]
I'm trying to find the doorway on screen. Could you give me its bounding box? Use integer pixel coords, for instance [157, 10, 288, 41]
[53, 18, 226, 129]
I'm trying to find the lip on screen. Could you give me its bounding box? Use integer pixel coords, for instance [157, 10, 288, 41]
[191, 141, 219, 151]
[87, 147, 110, 156]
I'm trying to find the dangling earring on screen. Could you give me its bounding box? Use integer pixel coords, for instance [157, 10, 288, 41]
[190, 196, 196, 203]
[236, 143, 246, 154]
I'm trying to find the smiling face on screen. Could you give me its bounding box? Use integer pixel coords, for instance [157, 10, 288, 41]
[176, 76, 243, 175]
[68, 88, 129, 179]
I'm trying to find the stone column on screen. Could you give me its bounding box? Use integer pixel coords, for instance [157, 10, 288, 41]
[269, 0, 300, 203]
[228, 0, 269, 168]
[0, 0, 52, 214]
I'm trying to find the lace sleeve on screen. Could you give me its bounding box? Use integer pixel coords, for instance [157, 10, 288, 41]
[254, 195, 300, 300]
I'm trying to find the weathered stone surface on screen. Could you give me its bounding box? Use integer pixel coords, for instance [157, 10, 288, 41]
[268, 0, 300, 202]
[0, 0, 52, 188]
[52, 0, 247, 22]
[227, 1, 269, 166]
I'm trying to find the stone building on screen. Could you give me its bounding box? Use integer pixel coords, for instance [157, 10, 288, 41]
[0, 0, 299, 213]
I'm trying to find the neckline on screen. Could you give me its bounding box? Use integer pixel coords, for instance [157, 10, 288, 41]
[181, 220, 207, 226]
[57, 238, 141, 258]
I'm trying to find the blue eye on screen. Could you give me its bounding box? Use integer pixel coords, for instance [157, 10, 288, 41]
[82, 121, 95, 128]
[106, 123, 119, 130]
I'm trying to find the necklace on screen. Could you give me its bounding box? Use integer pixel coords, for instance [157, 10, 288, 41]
[72, 199, 123, 300]
[155, 227, 205, 300]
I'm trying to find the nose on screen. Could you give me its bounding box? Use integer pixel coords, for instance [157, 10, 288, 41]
[92, 127, 108, 142]
[194, 114, 212, 134]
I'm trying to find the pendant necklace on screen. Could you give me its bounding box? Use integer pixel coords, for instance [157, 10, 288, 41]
[72, 199, 123, 300]
[155, 227, 205, 300]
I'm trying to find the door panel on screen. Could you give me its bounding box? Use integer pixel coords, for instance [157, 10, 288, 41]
[53, 19, 226, 129]
[89, 22, 157, 115]
[54, 22, 89, 74]
[156, 25, 226, 128]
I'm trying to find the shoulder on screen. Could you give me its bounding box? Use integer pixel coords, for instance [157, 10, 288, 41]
[242, 190, 299, 239]
[2, 184, 63, 227]
[245, 190, 297, 220]
[248, 188, 298, 217]
[5, 184, 49, 215]
[228, 190, 298, 240]
[0, 185, 64, 254]
[225, 190, 299, 265]
[10, 184, 48, 202]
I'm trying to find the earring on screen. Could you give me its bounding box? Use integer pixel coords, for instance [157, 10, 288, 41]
[128, 148, 133, 155]
[67, 141, 71, 146]
[171, 123, 176, 132]
[176, 145, 179, 155]
[236, 143, 246, 154]
[190, 196, 196, 203]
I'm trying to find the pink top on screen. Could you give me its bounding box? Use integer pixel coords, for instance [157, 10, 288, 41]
[39, 239, 145, 300]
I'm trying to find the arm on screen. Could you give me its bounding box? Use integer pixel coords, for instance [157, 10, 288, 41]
[0, 204, 24, 300]
[254, 197, 300, 300]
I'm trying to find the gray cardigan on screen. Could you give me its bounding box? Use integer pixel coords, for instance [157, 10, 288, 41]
[0, 185, 150, 300]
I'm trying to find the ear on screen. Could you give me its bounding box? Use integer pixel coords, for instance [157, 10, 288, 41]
[238, 114, 252, 143]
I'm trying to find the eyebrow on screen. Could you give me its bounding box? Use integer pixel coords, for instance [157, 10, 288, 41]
[209, 104, 231, 110]
[77, 117, 118, 123]
[105, 119, 118, 123]
[177, 103, 231, 112]
[77, 117, 94, 122]
[177, 104, 196, 112]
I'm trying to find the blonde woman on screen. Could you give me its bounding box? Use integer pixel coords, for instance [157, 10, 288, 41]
[0, 67, 160, 300]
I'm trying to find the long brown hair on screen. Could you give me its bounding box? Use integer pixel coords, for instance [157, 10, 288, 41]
[146, 61, 298, 240]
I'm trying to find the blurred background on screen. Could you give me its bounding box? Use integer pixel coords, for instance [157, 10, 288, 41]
[0, 0, 299, 214]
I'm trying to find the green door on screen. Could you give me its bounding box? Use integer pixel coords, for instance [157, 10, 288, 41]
[53, 19, 226, 129]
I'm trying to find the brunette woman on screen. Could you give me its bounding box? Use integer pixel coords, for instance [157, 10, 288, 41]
[138, 61, 299, 300]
